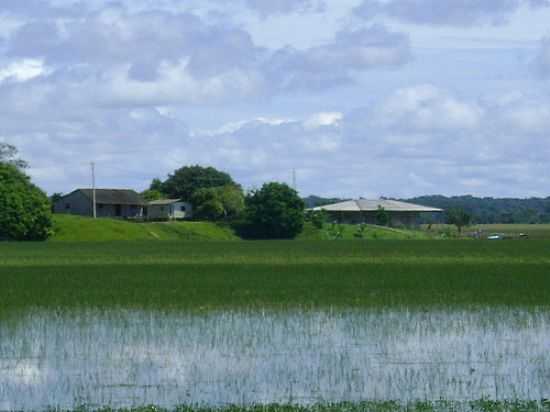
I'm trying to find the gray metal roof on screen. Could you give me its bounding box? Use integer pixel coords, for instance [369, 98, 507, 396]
[147, 199, 183, 206]
[74, 189, 145, 205]
[313, 199, 443, 213]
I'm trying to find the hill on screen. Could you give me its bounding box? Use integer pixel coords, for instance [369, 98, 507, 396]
[51, 215, 239, 241]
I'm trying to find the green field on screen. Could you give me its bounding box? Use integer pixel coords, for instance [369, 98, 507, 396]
[1, 240, 549, 312]
[426, 223, 550, 240]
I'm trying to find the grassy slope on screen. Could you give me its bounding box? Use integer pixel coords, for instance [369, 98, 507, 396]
[51, 214, 239, 241]
[51, 215, 432, 241]
[1, 240, 550, 312]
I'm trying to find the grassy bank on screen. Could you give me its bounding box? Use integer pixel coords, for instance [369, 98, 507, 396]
[1, 240, 549, 311]
[51, 214, 239, 241]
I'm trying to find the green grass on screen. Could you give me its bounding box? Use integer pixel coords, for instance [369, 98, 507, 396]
[1, 240, 549, 312]
[426, 224, 550, 240]
[51, 214, 239, 241]
[298, 223, 434, 240]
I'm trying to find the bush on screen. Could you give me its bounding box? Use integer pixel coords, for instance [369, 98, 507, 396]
[241, 182, 305, 239]
[305, 210, 327, 229]
[376, 206, 390, 226]
[0, 163, 52, 240]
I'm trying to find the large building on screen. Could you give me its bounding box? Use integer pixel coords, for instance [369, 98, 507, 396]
[313, 199, 443, 226]
[54, 189, 145, 219]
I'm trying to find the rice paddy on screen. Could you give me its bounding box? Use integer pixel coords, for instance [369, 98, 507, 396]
[0, 240, 549, 411]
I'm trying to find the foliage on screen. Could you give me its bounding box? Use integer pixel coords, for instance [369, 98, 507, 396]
[446, 208, 471, 233]
[0, 163, 52, 240]
[142, 189, 163, 201]
[157, 165, 236, 200]
[407, 194, 550, 224]
[241, 182, 305, 239]
[376, 206, 390, 226]
[0, 142, 28, 169]
[192, 185, 245, 221]
[304, 209, 327, 229]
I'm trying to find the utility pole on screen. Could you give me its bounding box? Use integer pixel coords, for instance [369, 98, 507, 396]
[91, 162, 97, 219]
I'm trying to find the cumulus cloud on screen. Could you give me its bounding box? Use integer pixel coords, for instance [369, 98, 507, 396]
[4, 85, 550, 198]
[0, 5, 410, 108]
[265, 25, 411, 91]
[354, 0, 550, 26]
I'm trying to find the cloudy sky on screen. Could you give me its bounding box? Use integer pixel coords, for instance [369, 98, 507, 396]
[2, 0, 550, 198]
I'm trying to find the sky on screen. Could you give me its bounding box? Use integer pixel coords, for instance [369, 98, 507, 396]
[2, 0, 550, 198]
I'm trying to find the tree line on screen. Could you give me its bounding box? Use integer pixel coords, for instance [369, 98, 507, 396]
[0, 144, 305, 241]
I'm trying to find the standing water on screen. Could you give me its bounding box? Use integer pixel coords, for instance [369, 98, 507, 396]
[0, 307, 548, 410]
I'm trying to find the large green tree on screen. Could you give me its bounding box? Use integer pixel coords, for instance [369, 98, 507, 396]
[242, 182, 305, 239]
[192, 185, 245, 221]
[0, 163, 52, 241]
[156, 165, 236, 200]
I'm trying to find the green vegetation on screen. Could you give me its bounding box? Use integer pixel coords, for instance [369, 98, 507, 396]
[0, 163, 52, 240]
[2, 240, 550, 312]
[154, 165, 237, 200]
[242, 182, 305, 239]
[427, 223, 550, 239]
[408, 194, 550, 224]
[299, 222, 433, 240]
[51, 214, 239, 241]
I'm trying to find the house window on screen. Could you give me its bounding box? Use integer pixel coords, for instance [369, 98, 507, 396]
[98, 204, 104, 210]
[65, 203, 71, 210]
[160, 207, 165, 212]
[180, 206, 186, 212]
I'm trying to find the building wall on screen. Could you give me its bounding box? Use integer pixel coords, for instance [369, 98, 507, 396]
[95, 204, 143, 218]
[146, 202, 193, 220]
[326, 211, 420, 227]
[54, 191, 143, 218]
[54, 191, 93, 216]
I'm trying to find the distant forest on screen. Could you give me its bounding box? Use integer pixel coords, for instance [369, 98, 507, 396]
[304, 195, 550, 224]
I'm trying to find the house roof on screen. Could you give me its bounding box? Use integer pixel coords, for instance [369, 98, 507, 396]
[73, 189, 145, 205]
[147, 199, 183, 206]
[313, 199, 443, 213]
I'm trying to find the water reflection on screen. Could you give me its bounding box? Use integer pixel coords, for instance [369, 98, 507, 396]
[0, 308, 548, 410]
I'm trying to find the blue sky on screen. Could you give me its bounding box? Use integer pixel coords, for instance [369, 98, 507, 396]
[2, 0, 550, 198]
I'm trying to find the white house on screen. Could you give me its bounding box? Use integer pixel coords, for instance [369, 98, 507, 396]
[146, 199, 193, 220]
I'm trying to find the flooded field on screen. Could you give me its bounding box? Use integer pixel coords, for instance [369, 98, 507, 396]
[1, 307, 549, 410]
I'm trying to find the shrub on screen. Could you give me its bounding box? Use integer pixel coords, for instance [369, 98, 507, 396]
[0, 163, 52, 240]
[241, 182, 304, 239]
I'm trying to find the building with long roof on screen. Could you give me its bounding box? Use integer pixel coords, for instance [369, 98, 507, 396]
[312, 199, 443, 226]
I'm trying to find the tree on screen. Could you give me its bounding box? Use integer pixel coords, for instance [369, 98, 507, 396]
[242, 182, 305, 239]
[0, 163, 52, 241]
[446, 208, 471, 234]
[149, 178, 164, 192]
[141, 189, 163, 202]
[0, 143, 28, 169]
[159, 165, 235, 200]
[192, 185, 245, 221]
[375, 206, 390, 226]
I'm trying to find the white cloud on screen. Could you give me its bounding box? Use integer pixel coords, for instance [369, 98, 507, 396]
[304, 112, 343, 129]
[0, 59, 48, 83]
